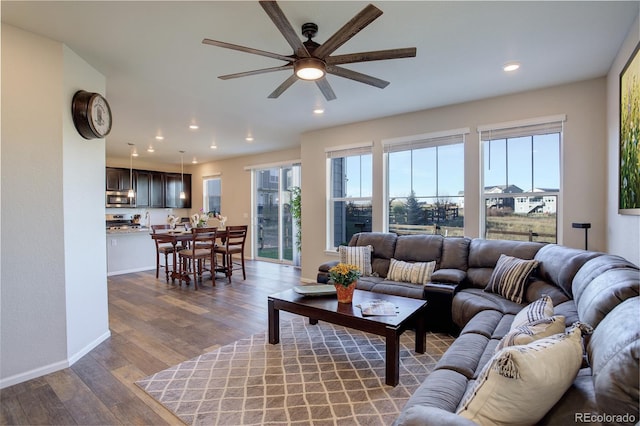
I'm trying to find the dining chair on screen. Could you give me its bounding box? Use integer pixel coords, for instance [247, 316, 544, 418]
[151, 224, 176, 281]
[177, 227, 218, 289]
[214, 225, 248, 281]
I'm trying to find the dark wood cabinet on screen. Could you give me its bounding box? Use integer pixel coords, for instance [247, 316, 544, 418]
[135, 170, 165, 208]
[106, 168, 131, 191]
[107, 168, 190, 208]
[164, 173, 191, 209]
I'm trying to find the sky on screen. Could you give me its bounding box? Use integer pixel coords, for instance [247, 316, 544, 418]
[344, 133, 560, 200]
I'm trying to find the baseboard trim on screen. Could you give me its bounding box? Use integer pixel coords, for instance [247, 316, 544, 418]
[0, 330, 111, 389]
[107, 266, 155, 276]
[68, 330, 111, 365]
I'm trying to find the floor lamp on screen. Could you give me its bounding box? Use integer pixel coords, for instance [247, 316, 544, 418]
[572, 223, 591, 250]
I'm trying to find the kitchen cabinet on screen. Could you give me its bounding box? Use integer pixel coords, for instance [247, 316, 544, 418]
[164, 173, 191, 209]
[106, 167, 131, 191]
[135, 170, 164, 208]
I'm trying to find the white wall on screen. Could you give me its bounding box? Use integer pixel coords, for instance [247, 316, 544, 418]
[606, 15, 640, 266]
[62, 45, 111, 362]
[300, 78, 610, 282]
[1, 25, 110, 388]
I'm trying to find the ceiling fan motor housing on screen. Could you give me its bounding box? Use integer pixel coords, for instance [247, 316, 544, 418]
[301, 22, 318, 40]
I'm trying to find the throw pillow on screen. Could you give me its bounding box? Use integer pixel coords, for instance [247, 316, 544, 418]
[484, 254, 539, 304]
[511, 295, 554, 330]
[457, 324, 585, 425]
[387, 258, 436, 285]
[338, 245, 373, 277]
[495, 315, 566, 352]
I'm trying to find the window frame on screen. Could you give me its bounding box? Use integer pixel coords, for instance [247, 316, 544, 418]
[326, 142, 373, 250]
[382, 128, 469, 236]
[478, 115, 565, 243]
[202, 175, 222, 215]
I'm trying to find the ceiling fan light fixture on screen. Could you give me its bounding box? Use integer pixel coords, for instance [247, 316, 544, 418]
[294, 58, 325, 81]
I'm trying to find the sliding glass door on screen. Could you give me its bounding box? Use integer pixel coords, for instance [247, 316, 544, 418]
[254, 164, 300, 265]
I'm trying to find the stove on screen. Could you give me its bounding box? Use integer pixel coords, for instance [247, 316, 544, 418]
[106, 213, 141, 230]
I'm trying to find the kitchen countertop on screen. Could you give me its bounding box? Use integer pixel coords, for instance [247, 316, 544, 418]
[106, 227, 151, 235]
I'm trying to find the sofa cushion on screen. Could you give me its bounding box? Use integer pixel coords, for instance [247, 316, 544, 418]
[338, 245, 373, 276]
[452, 289, 524, 329]
[511, 295, 554, 330]
[440, 237, 471, 271]
[484, 254, 539, 303]
[534, 244, 602, 298]
[573, 267, 639, 329]
[349, 232, 397, 277]
[394, 234, 443, 264]
[525, 279, 571, 305]
[435, 333, 490, 379]
[368, 281, 426, 299]
[388, 258, 436, 284]
[587, 297, 640, 421]
[456, 325, 585, 425]
[355, 276, 384, 292]
[496, 315, 566, 351]
[401, 369, 470, 414]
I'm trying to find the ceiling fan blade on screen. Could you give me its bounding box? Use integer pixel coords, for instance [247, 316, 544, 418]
[326, 65, 389, 89]
[259, 1, 310, 58]
[313, 4, 383, 59]
[203, 38, 292, 62]
[315, 78, 337, 101]
[268, 74, 299, 98]
[326, 47, 417, 65]
[219, 64, 293, 80]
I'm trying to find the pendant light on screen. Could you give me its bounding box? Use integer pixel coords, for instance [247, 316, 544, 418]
[127, 143, 135, 198]
[179, 150, 186, 200]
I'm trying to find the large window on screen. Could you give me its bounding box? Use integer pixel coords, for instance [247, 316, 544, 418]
[479, 116, 564, 243]
[327, 144, 372, 248]
[384, 131, 466, 236]
[203, 176, 221, 214]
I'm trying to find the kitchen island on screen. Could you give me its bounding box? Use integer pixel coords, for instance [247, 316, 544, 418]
[106, 228, 156, 276]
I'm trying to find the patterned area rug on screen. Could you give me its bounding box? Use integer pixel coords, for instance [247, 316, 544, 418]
[136, 317, 454, 425]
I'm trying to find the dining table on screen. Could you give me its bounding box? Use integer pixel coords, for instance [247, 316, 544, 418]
[150, 227, 228, 284]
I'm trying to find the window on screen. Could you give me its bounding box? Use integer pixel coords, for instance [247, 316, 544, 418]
[203, 176, 221, 214]
[327, 144, 372, 248]
[479, 115, 565, 243]
[384, 130, 467, 236]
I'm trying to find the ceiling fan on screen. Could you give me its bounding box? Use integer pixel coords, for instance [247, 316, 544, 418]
[202, 1, 416, 101]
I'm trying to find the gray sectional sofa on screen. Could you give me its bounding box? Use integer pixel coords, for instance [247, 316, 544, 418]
[317, 232, 639, 425]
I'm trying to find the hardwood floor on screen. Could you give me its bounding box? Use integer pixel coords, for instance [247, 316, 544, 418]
[1, 261, 301, 425]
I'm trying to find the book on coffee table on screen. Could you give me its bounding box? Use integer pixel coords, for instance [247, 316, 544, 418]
[358, 300, 398, 316]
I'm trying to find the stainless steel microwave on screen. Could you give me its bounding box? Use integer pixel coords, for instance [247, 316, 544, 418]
[106, 191, 136, 208]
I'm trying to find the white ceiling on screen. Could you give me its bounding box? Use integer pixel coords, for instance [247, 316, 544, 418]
[2, 1, 638, 166]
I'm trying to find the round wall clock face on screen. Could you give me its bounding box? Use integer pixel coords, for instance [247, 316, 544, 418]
[72, 90, 112, 139]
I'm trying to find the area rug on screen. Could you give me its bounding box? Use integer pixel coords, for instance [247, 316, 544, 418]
[136, 317, 454, 425]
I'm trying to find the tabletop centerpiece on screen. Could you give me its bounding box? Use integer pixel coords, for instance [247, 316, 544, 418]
[329, 263, 361, 303]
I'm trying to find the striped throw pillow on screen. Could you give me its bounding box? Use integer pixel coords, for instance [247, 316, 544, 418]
[495, 315, 565, 352]
[387, 258, 436, 285]
[511, 295, 554, 330]
[484, 254, 539, 304]
[339, 245, 373, 276]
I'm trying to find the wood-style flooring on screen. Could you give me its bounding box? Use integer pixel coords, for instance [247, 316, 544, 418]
[1, 261, 301, 425]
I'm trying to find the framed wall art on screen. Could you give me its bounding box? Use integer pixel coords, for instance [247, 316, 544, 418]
[619, 41, 640, 215]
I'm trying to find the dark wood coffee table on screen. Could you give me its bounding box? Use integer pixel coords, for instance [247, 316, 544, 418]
[268, 288, 428, 386]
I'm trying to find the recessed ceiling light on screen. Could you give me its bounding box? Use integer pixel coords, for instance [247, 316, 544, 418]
[313, 108, 325, 114]
[210, 144, 218, 149]
[246, 136, 254, 142]
[192, 158, 198, 164]
[189, 124, 199, 130]
[147, 145, 155, 153]
[503, 62, 520, 72]
[132, 151, 139, 157]
[155, 135, 164, 140]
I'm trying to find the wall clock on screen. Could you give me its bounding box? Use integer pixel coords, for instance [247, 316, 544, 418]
[71, 90, 112, 139]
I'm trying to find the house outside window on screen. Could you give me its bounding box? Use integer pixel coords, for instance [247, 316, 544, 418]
[326, 143, 373, 248]
[479, 115, 565, 243]
[384, 129, 468, 236]
[203, 176, 221, 214]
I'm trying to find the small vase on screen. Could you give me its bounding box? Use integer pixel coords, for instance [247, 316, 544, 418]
[335, 281, 357, 304]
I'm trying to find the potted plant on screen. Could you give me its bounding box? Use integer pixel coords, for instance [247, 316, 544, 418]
[328, 263, 361, 303]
